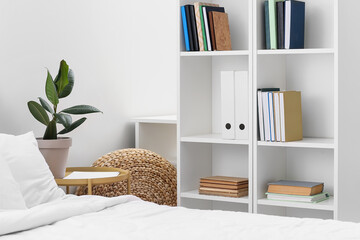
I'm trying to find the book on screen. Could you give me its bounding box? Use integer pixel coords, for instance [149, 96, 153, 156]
[194, 2, 219, 51]
[276, 1, 285, 49]
[266, 192, 330, 203]
[285, 0, 305, 49]
[199, 5, 209, 51]
[199, 187, 248, 194]
[200, 182, 248, 190]
[202, 7, 211, 51]
[200, 176, 248, 185]
[203, 6, 225, 51]
[268, 180, 324, 196]
[273, 92, 281, 142]
[189, 5, 199, 51]
[279, 91, 303, 142]
[185, 5, 195, 51]
[268, 92, 275, 141]
[257, 88, 280, 141]
[268, 0, 279, 49]
[212, 12, 232, 51]
[264, 1, 270, 49]
[208, 12, 216, 50]
[199, 189, 248, 198]
[181, 6, 190, 51]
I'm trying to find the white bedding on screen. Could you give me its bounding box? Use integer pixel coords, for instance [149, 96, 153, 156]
[1, 195, 360, 240]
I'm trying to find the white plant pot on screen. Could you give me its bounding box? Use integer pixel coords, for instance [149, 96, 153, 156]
[37, 138, 72, 179]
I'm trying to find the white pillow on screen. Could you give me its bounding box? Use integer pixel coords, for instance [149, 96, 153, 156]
[0, 156, 27, 210]
[0, 132, 65, 208]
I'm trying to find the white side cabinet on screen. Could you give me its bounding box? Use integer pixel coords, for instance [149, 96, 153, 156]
[132, 115, 177, 166]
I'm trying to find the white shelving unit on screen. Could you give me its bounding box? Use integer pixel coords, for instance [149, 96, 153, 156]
[132, 115, 177, 166]
[178, 0, 360, 221]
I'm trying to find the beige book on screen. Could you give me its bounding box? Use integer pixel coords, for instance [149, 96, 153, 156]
[194, 2, 219, 51]
[200, 182, 249, 190]
[199, 189, 248, 198]
[212, 12, 232, 51]
[279, 91, 303, 142]
[200, 176, 248, 185]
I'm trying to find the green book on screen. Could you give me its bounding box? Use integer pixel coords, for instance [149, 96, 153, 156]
[199, 5, 208, 51]
[269, 0, 284, 49]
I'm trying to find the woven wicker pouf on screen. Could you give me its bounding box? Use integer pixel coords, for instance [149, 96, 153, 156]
[76, 148, 177, 206]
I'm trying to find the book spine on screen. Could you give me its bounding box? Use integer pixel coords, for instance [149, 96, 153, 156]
[181, 6, 191, 51]
[264, 1, 270, 49]
[203, 7, 212, 51]
[276, 1, 285, 49]
[269, 0, 277, 49]
[185, 5, 194, 51]
[194, 3, 205, 51]
[189, 5, 199, 51]
[208, 11, 216, 50]
[199, 6, 208, 51]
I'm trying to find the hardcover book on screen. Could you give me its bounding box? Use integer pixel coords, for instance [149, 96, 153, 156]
[189, 5, 199, 51]
[203, 6, 225, 51]
[181, 6, 190, 51]
[184, 5, 195, 51]
[268, 180, 324, 196]
[276, 1, 285, 49]
[212, 12, 232, 51]
[285, 0, 305, 49]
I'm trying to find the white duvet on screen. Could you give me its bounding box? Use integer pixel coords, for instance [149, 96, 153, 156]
[1, 195, 360, 240]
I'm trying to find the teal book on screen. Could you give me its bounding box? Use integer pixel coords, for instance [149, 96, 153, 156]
[269, 0, 283, 49]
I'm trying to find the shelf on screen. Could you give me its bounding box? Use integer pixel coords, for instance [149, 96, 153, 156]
[180, 50, 249, 57]
[181, 134, 249, 145]
[131, 115, 177, 124]
[257, 48, 334, 55]
[181, 190, 249, 204]
[257, 196, 334, 211]
[257, 138, 334, 149]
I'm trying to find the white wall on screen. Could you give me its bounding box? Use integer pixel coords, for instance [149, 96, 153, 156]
[0, 0, 177, 166]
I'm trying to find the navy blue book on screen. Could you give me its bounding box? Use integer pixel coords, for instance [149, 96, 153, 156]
[181, 6, 190, 51]
[285, 0, 305, 49]
[264, 1, 270, 49]
[185, 5, 194, 51]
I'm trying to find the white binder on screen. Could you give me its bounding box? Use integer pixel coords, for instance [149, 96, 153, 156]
[221, 71, 235, 139]
[234, 71, 249, 140]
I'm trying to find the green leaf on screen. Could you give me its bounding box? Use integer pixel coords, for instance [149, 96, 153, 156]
[43, 119, 57, 139]
[58, 117, 86, 135]
[45, 70, 59, 106]
[58, 69, 74, 98]
[27, 101, 50, 126]
[61, 105, 102, 115]
[38, 97, 54, 114]
[54, 60, 69, 97]
[54, 113, 72, 129]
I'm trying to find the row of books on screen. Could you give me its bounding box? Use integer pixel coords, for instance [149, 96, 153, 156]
[199, 176, 248, 198]
[257, 89, 303, 142]
[266, 180, 329, 203]
[264, 0, 305, 49]
[181, 3, 232, 52]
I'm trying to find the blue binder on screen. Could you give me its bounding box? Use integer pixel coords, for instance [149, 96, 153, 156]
[181, 6, 190, 51]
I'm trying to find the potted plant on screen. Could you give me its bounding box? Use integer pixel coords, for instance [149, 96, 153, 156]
[27, 60, 101, 178]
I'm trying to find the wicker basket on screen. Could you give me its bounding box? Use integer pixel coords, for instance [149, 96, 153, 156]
[76, 148, 177, 206]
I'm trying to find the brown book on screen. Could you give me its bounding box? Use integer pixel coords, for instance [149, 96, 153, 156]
[212, 12, 232, 51]
[208, 11, 216, 50]
[267, 180, 324, 196]
[199, 187, 248, 194]
[199, 189, 248, 198]
[280, 91, 303, 142]
[200, 182, 248, 190]
[200, 176, 248, 185]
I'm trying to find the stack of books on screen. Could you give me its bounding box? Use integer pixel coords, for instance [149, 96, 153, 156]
[266, 180, 329, 203]
[264, 0, 305, 49]
[181, 2, 231, 52]
[199, 176, 248, 198]
[257, 89, 302, 142]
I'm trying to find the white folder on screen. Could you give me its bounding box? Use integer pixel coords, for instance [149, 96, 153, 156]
[221, 71, 235, 139]
[234, 71, 249, 140]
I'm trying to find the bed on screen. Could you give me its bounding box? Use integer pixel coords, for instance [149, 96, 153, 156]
[1, 194, 360, 239]
[1, 132, 360, 239]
